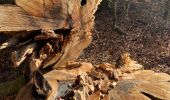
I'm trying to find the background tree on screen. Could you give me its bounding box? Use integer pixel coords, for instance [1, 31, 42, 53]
[100, 0, 170, 33]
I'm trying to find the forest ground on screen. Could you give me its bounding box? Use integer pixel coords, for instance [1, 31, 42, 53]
[78, 7, 170, 74]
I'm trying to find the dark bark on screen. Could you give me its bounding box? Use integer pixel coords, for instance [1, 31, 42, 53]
[0, 0, 15, 4]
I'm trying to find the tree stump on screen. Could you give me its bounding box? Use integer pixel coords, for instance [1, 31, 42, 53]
[0, 0, 102, 96]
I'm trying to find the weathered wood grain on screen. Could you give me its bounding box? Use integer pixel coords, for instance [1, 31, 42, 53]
[0, 5, 69, 32]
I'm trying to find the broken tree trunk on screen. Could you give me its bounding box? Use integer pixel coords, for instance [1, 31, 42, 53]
[0, 0, 102, 96]
[15, 54, 170, 100]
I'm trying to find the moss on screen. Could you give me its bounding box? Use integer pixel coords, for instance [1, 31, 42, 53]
[0, 76, 26, 96]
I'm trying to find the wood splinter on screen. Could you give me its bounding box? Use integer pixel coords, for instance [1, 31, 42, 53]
[11, 43, 37, 68]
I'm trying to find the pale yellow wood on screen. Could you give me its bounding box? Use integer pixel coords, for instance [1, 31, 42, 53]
[16, 0, 63, 18]
[0, 5, 69, 32]
[44, 62, 93, 81]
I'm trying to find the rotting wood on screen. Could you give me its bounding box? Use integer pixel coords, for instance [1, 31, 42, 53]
[0, 0, 102, 71]
[0, 0, 102, 97]
[0, 5, 69, 32]
[11, 42, 37, 67]
[0, 0, 170, 99]
[44, 62, 93, 81]
[11, 53, 170, 99]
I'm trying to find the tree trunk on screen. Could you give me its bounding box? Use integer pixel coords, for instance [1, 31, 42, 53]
[104, 0, 170, 30]
[0, 0, 102, 96]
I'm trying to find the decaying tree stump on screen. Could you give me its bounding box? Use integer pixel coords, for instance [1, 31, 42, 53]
[0, 0, 170, 99]
[15, 53, 170, 100]
[0, 0, 102, 96]
[2, 0, 102, 69]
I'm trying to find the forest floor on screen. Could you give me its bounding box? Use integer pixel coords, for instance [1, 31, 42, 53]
[0, 6, 170, 100]
[78, 8, 170, 75]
